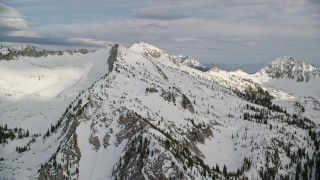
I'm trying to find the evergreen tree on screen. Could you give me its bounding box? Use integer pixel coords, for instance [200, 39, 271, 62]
[216, 164, 220, 173]
[25, 130, 29, 137]
[223, 164, 227, 176]
[46, 129, 50, 137]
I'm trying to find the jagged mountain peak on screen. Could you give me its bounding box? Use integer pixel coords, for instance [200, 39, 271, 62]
[129, 42, 210, 71]
[171, 55, 209, 72]
[269, 56, 317, 71]
[271, 56, 295, 64]
[129, 41, 168, 58]
[181, 56, 201, 66]
[260, 56, 320, 82]
[0, 43, 90, 60]
[0, 44, 42, 54]
[168, 54, 209, 72]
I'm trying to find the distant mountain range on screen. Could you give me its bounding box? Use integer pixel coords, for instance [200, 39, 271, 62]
[204, 62, 267, 74]
[0, 44, 89, 60]
[260, 56, 320, 82]
[0, 42, 319, 180]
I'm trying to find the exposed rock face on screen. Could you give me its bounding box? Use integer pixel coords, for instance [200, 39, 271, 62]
[116, 111, 150, 146]
[186, 120, 213, 144]
[0, 45, 90, 60]
[89, 136, 101, 151]
[181, 94, 195, 114]
[161, 89, 177, 103]
[179, 56, 210, 72]
[107, 44, 119, 71]
[154, 65, 168, 80]
[262, 56, 320, 82]
[38, 132, 81, 180]
[170, 55, 209, 72]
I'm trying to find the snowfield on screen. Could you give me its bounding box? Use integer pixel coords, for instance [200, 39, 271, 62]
[0, 48, 111, 133]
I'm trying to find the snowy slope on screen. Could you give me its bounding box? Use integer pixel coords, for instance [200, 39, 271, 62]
[130, 41, 209, 71]
[253, 56, 320, 97]
[0, 46, 112, 178]
[252, 57, 320, 124]
[0, 47, 111, 133]
[201, 57, 320, 125]
[0, 43, 319, 180]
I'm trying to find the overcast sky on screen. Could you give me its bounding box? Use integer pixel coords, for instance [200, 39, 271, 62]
[1, 0, 319, 68]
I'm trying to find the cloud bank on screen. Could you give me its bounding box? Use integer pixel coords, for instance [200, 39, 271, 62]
[0, 0, 319, 67]
[0, 3, 28, 33]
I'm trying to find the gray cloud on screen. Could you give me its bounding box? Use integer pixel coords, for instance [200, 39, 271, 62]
[0, 3, 22, 17]
[0, 35, 105, 47]
[180, 46, 224, 52]
[0, 35, 69, 45]
[307, 0, 320, 4]
[0, 0, 319, 67]
[0, 3, 28, 33]
[132, 10, 189, 20]
[173, 37, 205, 43]
[139, 23, 168, 29]
[218, 38, 256, 47]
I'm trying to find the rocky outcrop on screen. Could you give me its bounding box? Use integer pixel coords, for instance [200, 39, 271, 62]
[89, 135, 101, 151]
[181, 94, 195, 114]
[107, 44, 119, 72]
[262, 56, 320, 82]
[0, 45, 89, 60]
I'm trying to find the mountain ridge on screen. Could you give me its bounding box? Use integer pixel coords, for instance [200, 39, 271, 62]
[258, 56, 320, 82]
[0, 43, 319, 179]
[0, 44, 90, 60]
[129, 41, 209, 71]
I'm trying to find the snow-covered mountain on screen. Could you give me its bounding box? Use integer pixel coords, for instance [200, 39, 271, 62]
[130, 41, 209, 71]
[171, 55, 209, 72]
[0, 42, 319, 180]
[0, 44, 89, 60]
[204, 57, 320, 125]
[0, 44, 114, 155]
[250, 57, 320, 124]
[258, 56, 320, 83]
[252, 56, 320, 98]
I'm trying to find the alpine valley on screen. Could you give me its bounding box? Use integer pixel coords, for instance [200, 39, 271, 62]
[0, 42, 319, 180]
